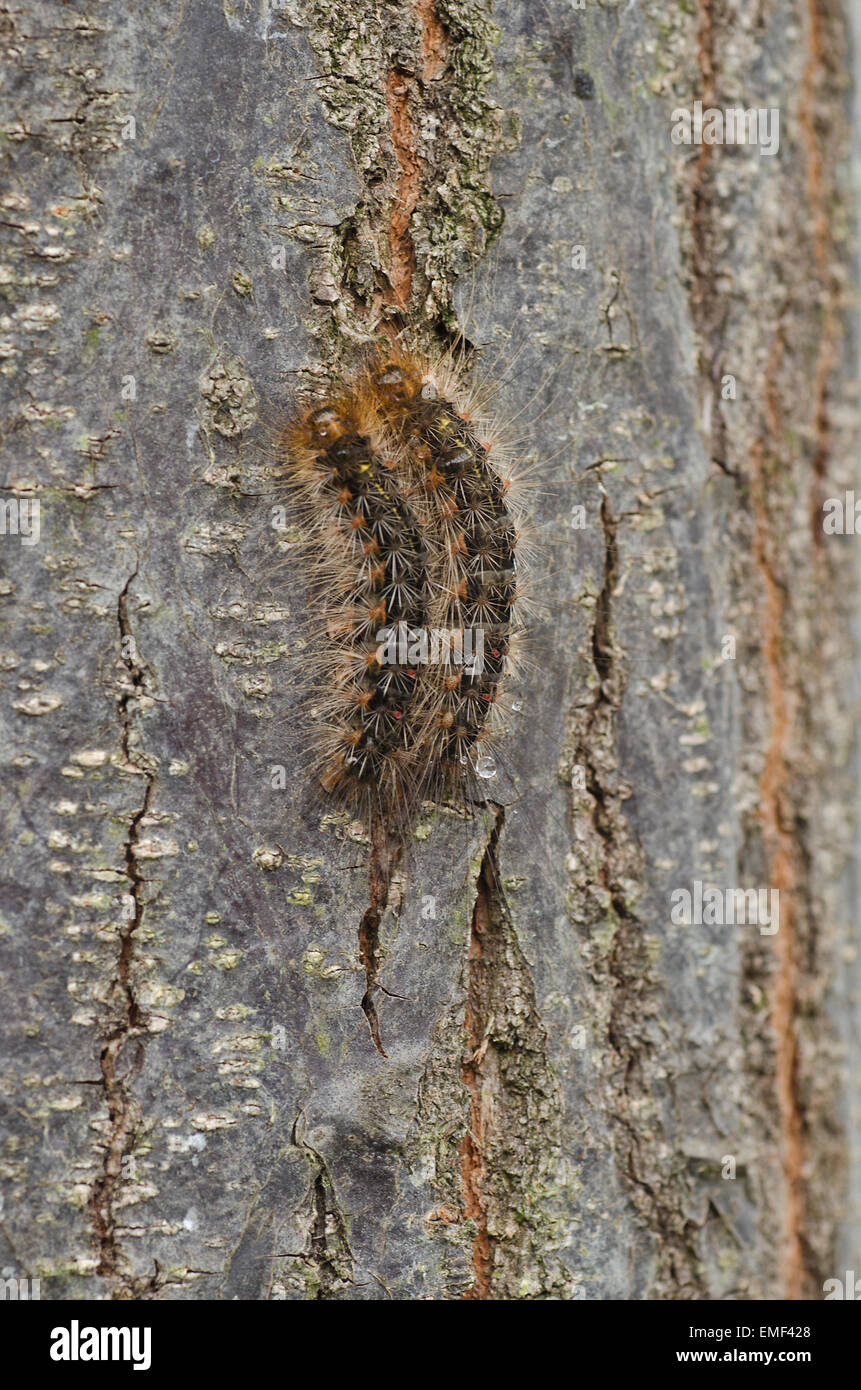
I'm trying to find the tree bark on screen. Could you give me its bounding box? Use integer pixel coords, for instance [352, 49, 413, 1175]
[1, 0, 858, 1300]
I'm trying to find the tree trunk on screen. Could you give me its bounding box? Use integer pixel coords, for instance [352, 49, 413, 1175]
[1, 0, 858, 1300]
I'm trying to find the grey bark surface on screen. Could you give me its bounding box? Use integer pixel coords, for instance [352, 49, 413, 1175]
[1, 0, 859, 1300]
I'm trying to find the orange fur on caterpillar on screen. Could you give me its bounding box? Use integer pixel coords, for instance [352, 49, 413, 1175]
[272, 394, 430, 825]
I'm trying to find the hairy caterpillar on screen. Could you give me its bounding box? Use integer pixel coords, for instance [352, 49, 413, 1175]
[357, 342, 524, 805]
[274, 395, 430, 825]
[274, 337, 528, 833]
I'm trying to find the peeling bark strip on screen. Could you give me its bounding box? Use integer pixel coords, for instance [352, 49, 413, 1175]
[459, 810, 572, 1300]
[88, 574, 156, 1290]
[297, 0, 507, 340]
[384, 71, 422, 310]
[417, 0, 449, 82]
[685, 0, 807, 1294]
[382, 0, 451, 307]
[749, 428, 804, 1299]
[670, 0, 851, 1298]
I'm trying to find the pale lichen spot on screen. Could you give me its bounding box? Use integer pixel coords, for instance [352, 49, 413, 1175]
[252, 845, 283, 871]
[191, 1113, 238, 1132]
[213, 950, 242, 971]
[13, 693, 62, 716]
[132, 837, 180, 860]
[72, 749, 109, 767]
[302, 946, 343, 980]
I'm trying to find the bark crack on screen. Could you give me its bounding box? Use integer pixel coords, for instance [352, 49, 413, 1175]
[88, 569, 157, 1294]
[570, 495, 706, 1296]
[459, 808, 501, 1300]
[291, 1116, 355, 1299]
[357, 812, 403, 1057]
[458, 806, 572, 1300]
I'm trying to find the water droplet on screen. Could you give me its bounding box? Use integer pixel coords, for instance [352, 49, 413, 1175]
[475, 753, 497, 780]
[511, 699, 523, 712]
[421, 381, 437, 400]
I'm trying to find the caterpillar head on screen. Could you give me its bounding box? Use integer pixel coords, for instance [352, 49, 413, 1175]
[305, 405, 350, 445]
[284, 402, 354, 462]
[369, 356, 424, 414]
